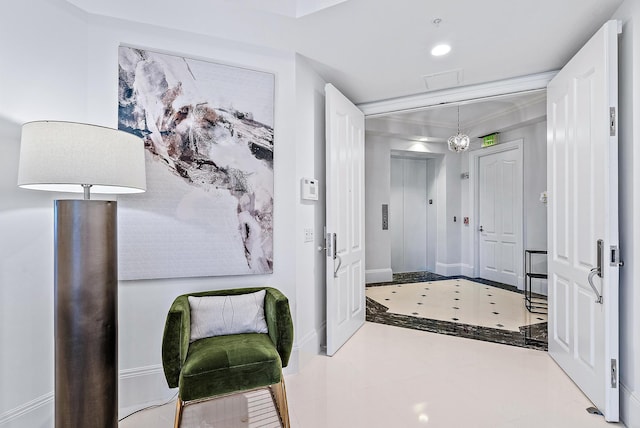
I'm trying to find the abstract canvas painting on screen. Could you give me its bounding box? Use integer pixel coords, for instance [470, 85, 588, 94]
[117, 46, 274, 280]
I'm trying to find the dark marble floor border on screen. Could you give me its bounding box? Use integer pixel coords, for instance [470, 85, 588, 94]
[369, 272, 547, 299]
[366, 272, 548, 351]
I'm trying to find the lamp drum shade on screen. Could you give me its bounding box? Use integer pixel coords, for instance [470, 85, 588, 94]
[18, 121, 146, 194]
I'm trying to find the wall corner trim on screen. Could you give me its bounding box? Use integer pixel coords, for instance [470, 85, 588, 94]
[621, 383, 640, 428]
[461, 264, 474, 278]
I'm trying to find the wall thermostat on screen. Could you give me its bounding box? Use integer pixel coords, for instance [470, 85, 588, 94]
[301, 178, 319, 201]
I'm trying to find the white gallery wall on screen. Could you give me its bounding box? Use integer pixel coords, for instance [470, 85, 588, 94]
[0, 1, 327, 426]
[0, 2, 88, 426]
[293, 53, 328, 368]
[506, 122, 548, 293]
[503, 122, 548, 255]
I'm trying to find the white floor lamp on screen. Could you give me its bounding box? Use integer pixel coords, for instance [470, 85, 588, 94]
[17, 121, 146, 427]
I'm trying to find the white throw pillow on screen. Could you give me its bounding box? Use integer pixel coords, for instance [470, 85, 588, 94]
[188, 290, 268, 342]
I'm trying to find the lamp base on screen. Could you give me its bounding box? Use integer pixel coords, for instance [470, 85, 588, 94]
[54, 200, 118, 428]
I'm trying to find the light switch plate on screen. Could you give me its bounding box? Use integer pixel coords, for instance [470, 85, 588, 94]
[304, 228, 314, 243]
[301, 178, 319, 201]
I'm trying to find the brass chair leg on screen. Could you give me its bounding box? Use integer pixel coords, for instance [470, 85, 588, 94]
[174, 396, 184, 428]
[271, 376, 291, 428]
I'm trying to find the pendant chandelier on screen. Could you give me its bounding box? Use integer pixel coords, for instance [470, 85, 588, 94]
[448, 106, 470, 153]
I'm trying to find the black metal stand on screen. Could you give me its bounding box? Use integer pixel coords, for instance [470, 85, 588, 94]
[524, 250, 548, 314]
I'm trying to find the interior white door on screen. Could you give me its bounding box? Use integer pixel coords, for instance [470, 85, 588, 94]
[478, 147, 522, 287]
[547, 20, 620, 421]
[325, 83, 365, 356]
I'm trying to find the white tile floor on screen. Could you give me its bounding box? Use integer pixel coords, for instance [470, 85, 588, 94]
[120, 322, 624, 428]
[366, 279, 547, 331]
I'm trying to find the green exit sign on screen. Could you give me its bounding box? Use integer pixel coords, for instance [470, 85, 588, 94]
[482, 133, 499, 148]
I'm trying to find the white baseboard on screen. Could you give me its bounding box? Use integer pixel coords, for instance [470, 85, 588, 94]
[286, 345, 301, 375]
[621, 383, 640, 428]
[0, 392, 53, 427]
[291, 323, 325, 373]
[365, 268, 393, 284]
[118, 364, 175, 419]
[435, 262, 462, 277]
[461, 264, 474, 278]
[0, 365, 176, 426]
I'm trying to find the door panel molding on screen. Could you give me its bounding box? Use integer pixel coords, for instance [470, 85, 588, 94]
[469, 139, 524, 288]
[325, 83, 365, 356]
[546, 20, 619, 421]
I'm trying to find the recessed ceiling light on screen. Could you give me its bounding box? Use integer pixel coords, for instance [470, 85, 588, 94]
[431, 44, 451, 57]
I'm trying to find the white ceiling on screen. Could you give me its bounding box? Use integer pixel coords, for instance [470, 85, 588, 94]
[66, 0, 622, 105]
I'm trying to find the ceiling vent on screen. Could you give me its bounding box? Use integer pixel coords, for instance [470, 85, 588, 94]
[423, 69, 463, 91]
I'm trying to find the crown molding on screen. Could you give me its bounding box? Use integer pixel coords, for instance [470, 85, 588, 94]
[358, 71, 557, 117]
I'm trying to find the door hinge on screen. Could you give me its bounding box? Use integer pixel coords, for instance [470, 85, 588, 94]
[611, 359, 618, 389]
[610, 107, 616, 136]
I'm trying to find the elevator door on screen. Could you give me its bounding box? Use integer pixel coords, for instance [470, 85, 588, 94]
[390, 157, 430, 273]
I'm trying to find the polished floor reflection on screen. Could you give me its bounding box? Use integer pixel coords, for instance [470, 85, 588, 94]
[120, 323, 619, 428]
[120, 389, 281, 428]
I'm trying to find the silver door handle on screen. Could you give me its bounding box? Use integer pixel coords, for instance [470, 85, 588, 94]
[587, 239, 604, 304]
[332, 233, 342, 278]
[588, 268, 603, 304]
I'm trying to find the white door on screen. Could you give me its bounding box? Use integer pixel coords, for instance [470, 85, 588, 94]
[325, 83, 365, 356]
[547, 20, 620, 421]
[478, 146, 522, 287]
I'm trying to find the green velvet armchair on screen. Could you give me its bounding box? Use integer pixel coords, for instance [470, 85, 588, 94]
[161, 287, 294, 428]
